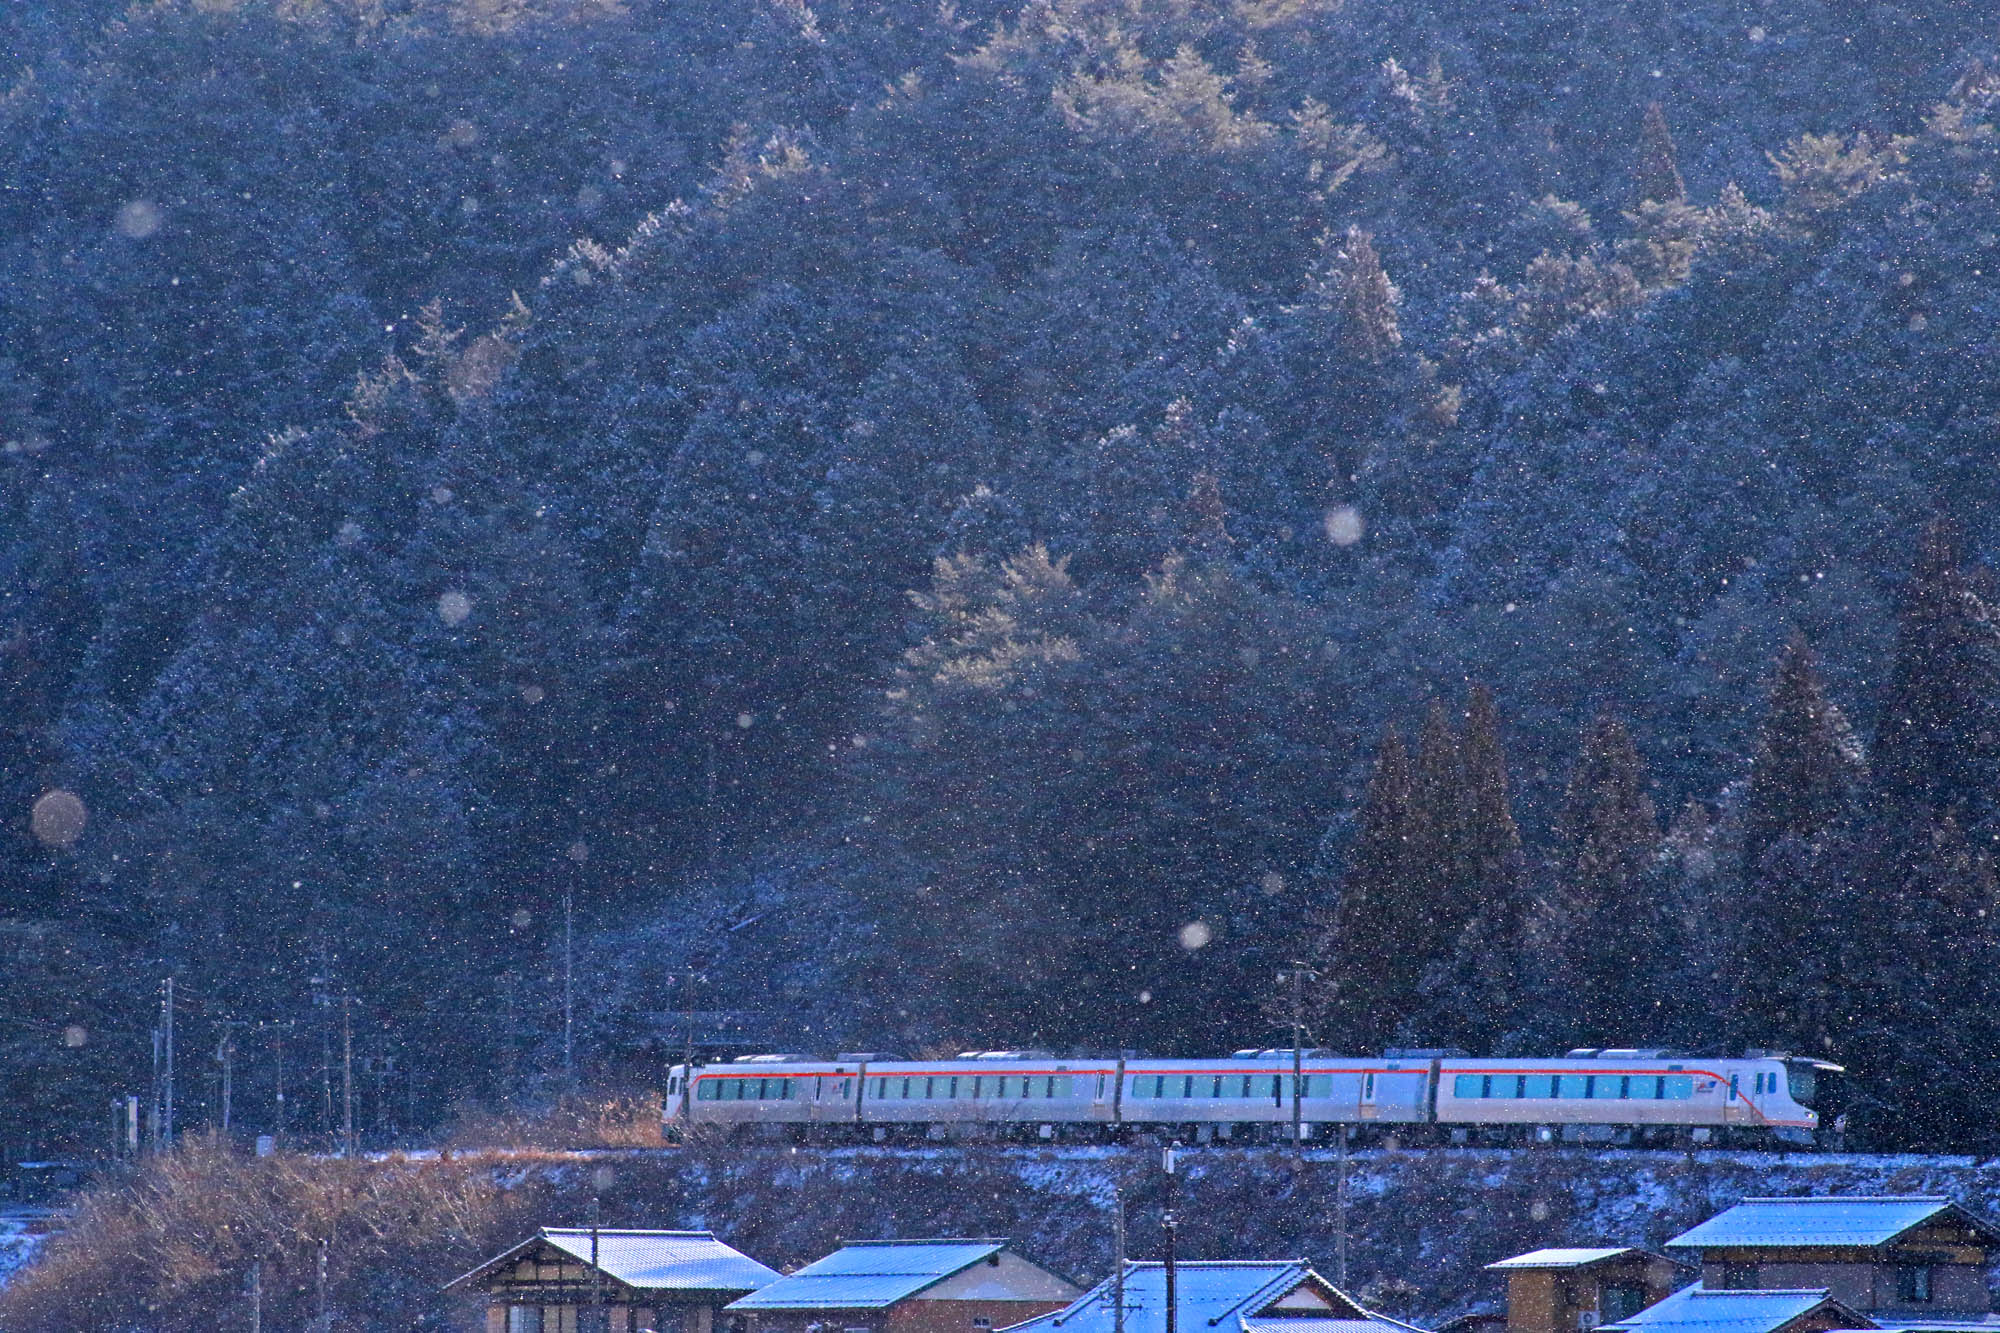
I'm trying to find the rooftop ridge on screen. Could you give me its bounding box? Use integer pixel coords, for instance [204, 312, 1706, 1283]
[542, 1228, 720, 1237]
[1734, 1196, 1949, 1204]
[837, 1238, 1010, 1247]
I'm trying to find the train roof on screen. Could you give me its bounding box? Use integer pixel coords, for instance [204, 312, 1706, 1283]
[1666, 1198, 2000, 1251]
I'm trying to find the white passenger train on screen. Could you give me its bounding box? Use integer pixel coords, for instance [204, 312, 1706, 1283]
[661, 1047, 1841, 1147]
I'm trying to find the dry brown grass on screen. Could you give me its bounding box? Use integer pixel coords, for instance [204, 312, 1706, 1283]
[439, 1092, 664, 1151]
[0, 1139, 549, 1332]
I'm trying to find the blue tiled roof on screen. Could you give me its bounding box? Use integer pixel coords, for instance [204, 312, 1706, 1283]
[1003, 1261, 1421, 1333]
[1666, 1199, 1983, 1250]
[727, 1241, 1007, 1310]
[1600, 1287, 1866, 1333]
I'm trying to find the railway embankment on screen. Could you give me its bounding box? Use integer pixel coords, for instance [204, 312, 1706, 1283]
[8, 1145, 2000, 1329]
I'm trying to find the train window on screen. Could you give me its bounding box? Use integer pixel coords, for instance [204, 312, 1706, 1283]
[1306, 1075, 1332, 1097]
[1456, 1075, 1481, 1098]
[1558, 1075, 1588, 1099]
[1210, 1076, 1223, 1097]
[971, 1077, 985, 1099]
[1663, 1075, 1694, 1099]
[1180, 1076, 1195, 1098]
[1630, 1076, 1661, 1100]
[1501, 1075, 1526, 1098]
[1588, 1076, 1621, 1099]
[696, 1081, 714, 1102]
[1522, 1075, 1553, 1098]
[921, 1078, 935, 1099]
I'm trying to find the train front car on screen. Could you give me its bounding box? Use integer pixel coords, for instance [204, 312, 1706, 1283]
[1433, 1049, 1833, 1146]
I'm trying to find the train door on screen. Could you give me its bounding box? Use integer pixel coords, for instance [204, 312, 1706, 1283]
[1360, 1071, 1379, 1120]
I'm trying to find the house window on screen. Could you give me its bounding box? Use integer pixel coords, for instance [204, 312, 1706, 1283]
[1600, 1286, 1646, 1323]
[1713, 1265, 1756, 1291]
[973, 1319, 994, 1329]
[1897, 1266, 1934, 1304]
[508, 1309, 543, 1333]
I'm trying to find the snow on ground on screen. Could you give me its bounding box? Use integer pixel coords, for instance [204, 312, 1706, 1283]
[0, 1211, 52, 1289]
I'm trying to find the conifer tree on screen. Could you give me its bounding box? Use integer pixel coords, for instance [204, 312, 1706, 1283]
[1635, 101, 1687, 204]
[1330, 225, 1402, 363]
[1872, 522, 2000, 836]
[1408, 699, 1470, 957]
[1742, 632, 1863, 873]
[1316, 726, 1423, 1050]
[1421, 684, 1532, 1050]
[1543, 711, 1673, 1043]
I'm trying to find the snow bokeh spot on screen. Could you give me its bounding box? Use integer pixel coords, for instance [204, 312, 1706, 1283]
[438, 591, 474, 625]
[62, 1025, 87, 1048]
[114, 200, 161, 239]
[1179, 921, 1213, 950]
[30, 790, 87, 848]
[1324, 506, 1365, 546]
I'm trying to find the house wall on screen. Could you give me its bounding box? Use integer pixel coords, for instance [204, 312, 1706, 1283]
[1504, 1258, 1688, 1333]
[1696, 1259, 1986, 1314]
[890, 1297, 1073, 1333]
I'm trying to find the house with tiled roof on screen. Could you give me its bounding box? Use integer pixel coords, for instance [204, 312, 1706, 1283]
[1664, 1198, 2000, 1320]
[725, 1239, 1081, 1333]
[999, 1258, 1430, 1333]
[1485, 1247, 1693, 1333]
[445, 1228, 780, 1333]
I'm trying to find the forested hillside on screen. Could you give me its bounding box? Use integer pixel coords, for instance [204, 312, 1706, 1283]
[6, 0, 2000, 1153]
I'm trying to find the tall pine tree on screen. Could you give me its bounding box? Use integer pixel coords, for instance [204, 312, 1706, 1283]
[1742, 632, 1863, 872]
[1315, 726, 1423, 1050]
[1872, 522, 2000, 836]
[1541, 711, 1674, 1044]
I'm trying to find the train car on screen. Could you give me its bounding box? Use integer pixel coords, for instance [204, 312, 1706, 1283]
[853, 1052, 1116, 1137]
[1433, 1049, 1837, 1144]
[1118, 1051, 1432, 1138]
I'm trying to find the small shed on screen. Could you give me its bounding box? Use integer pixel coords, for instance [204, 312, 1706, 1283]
[1598, 1286, 1874, 1333]
[1001, 1258, 1431, 1333]
[446, 1228, 780, 1333]
[1664, 1199, 2000, 1317]
[1485, 1247, 1692, 1333]
[725, 1239, 1081, 1333]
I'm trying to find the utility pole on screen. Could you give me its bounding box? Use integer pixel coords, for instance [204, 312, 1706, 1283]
[590, 1190, 605, 1333]
[680, 958, 704, 1137]
[269, 1022, 290, 1144]
[1279, 962, 1319, 1159]
[150, 1025, 163, 1153]
[217, 1020, 246, 1134]
[340, 995, 355, 1159]
[315, 1239, 329, 1328]
[1112, 1184, 1127, 1333]
[563, 890, 575, 1090]
[1162, 1141, 1180, 1333]
[1336, 1124, 1350, 1288]
[161, 977, 176, 1149]
[374, 1054, 397, 1136]
[248, 1260, 263, 1333]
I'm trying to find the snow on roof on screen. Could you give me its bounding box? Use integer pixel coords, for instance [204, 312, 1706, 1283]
[445, 1229, 780, 1296]
[1600, 1286, 1868, 1333]
[1487, 1249, 1639, 1271]
[1666, 1199, 2000, 1251]
[1005, 1260, 1418, 1333]
[726, 1240, 1009, 1310]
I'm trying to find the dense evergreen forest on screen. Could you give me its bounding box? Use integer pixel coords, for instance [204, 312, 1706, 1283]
[6, 0, 2000, 1154]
